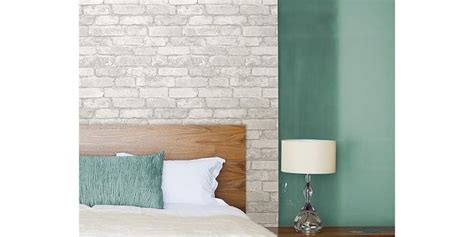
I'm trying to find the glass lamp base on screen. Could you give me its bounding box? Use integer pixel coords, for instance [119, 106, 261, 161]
[293, 205, 322, 234]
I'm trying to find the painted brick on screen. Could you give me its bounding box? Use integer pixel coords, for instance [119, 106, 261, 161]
[79, 0, 278, 226]
[169, 88, 198, 98]
[149, 26, 182, 36]
[112, 5, 146, 15]
[159, 68, 188, 76]
[198, 88, 233, 97]
[139, 88, 168, 97]
[206, 5, 239, 15]
[242, 26, 276, 36]
[112, 98, 146, 107]
[120, 109, 153, 118]
[104, 88, 139, 97]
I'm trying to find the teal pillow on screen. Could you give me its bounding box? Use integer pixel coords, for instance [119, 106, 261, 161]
[80, 152, 164, 209]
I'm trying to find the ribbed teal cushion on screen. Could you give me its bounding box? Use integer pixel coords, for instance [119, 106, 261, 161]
[80, 152, 164, 209]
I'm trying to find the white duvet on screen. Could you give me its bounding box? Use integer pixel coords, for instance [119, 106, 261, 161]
[80, 204, 275, 237]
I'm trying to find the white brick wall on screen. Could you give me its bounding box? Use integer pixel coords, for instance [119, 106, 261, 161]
[80, 0, 278, 226]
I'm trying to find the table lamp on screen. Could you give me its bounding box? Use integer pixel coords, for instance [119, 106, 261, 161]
[281, 139, 336, 234]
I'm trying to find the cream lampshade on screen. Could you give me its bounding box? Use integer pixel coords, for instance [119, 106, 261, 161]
[281, 139, 336, 174]
[281, 139, 336, 234]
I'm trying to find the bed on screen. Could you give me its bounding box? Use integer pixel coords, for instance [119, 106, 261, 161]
[79, 125, 275, 237]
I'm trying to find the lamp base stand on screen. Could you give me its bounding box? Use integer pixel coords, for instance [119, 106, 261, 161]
[294, 203, 322, 234]
[293, 174, 322, 234]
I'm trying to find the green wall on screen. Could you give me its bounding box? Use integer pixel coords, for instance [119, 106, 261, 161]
[278, 0, 394, 226]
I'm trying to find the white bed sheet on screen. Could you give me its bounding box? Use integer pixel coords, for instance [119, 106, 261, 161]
[80, 203, 275, 237]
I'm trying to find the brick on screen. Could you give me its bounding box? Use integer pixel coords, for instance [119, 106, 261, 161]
[206, 5, 239, 15]
[209, 56, 244, 66]
[96, 67, 126, 76]
[243, 26, 276, 36]
[158, 68, 188, 76]
[79, 68, 94, 76]
[251, 139, 277, 148]
[139, 88, 168, 97]
[134, 47, 157, 55]
[261, 56, 277, 66]
[79, 47, 97, 55]
[149, 26, 182, 36]
[127, 67, 157, 76]
[126, 26, 148, 35]
[244, 119, 275, 129]
[154, 109, 188, 118]
[146, 4, 176, 14]
[199, 0, 231, 3]
[105, 0, 138, 3]
[112, 5, 146, 15]
[251, 46, 277, 55]
[206, 98, 238, 108]
[233, 88, 261, 97]
[120, 109, 153, 118]
[80, 88, 103, 98]
[189, 16, 213, 25]
[169, 0, 196, 4]
[146, 98, 176, 108]
[209, 77, 229, 86]
[95, 109, 120, 118]
[104, 88, 139, 97]
[262, 0, 276, 4]
[98, 47, 133, 55]
[262, 182, 278, 192]
[83, 98, 111, 108]
[198, 88, 232, 97]
[183, 26, 219, 36]
[169, 88, 198, 98]
[252, 160, 277, 170]
[115, 77, 136, 87]
[157, 46, 190, 55]
[112, 36, 145, 46]
[248, 202, 278, 213]
[188, 109, 213, 118]
[213, 109, 247, 118]
[234, 0, 261, 4]
[248, 108, 277, 118]
[120, 16, 153, 25]
[80, 0, 103, 4]
[80, 15, 95, 25]
[140, 0, 168, 3]
[81, 77, 114, 87]
[246, 191, 270, 202]
[177, 5, 204, 15]
[240, 98, 270, 108]
[247, 181, 262, 191]
[115, 56, 151, 66]
[139, 77, 175, 87]
[240, 5, 269, 15]
[176, 77, 208, 87]
[252, 67, 277, 76]
[155, 16, 188, 25]
[83, 5, 110, 15]
[112, 98, 145, 107]
[214, 16, 246, 25]
[248, 15, 277, 25]
[89, 27, 125, 36]
[220, 26, 241, 35]
[176, 98, 205, 108]
[95, 16, 120, 25]
[262, 88, 277, 98]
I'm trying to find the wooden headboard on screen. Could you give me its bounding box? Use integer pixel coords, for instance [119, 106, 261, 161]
[79, 125, 246, 212]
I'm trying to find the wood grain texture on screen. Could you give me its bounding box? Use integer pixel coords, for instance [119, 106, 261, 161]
[267, 227, 395, 237]
[80, 125, 246, 211]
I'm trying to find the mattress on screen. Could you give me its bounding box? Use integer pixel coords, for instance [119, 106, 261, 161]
[80, 203, 275, 237]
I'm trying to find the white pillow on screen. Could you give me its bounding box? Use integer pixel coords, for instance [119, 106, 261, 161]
[116, 153, 225, 205]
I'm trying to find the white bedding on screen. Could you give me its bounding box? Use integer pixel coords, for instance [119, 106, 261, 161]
[80, 203, 275, 237]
